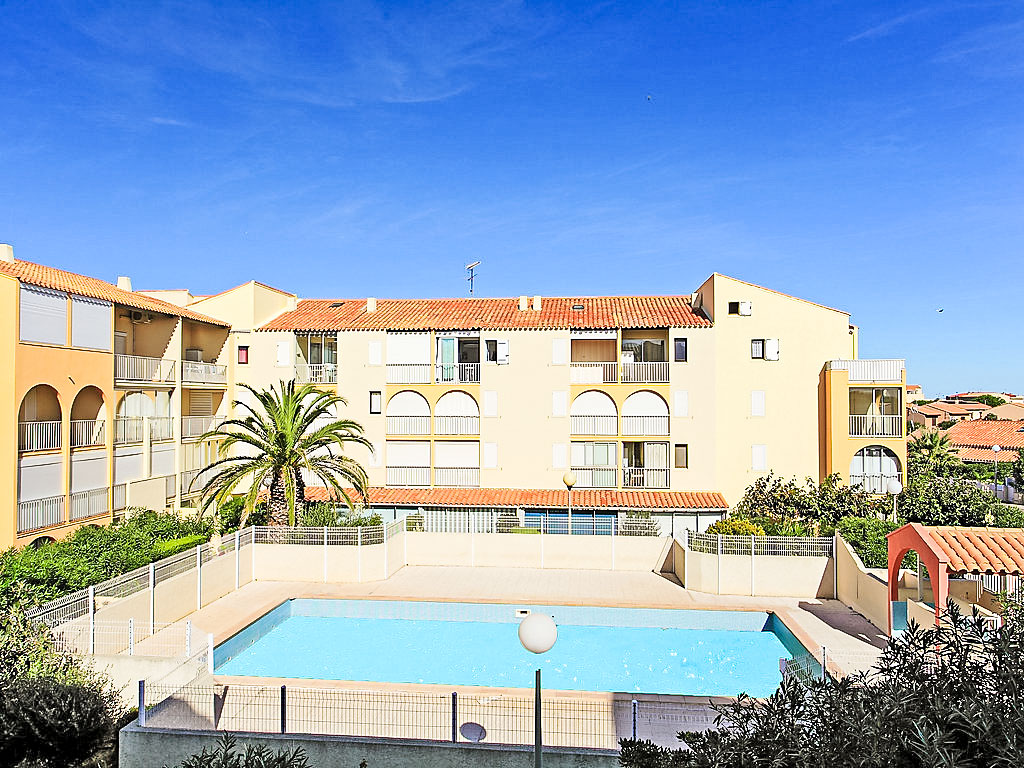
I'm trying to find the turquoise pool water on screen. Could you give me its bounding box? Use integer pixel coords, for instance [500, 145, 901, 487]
[214, 600, 804, 697]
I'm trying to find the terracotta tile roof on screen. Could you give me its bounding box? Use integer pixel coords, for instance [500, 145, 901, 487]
[302, 486, 728, 510]
[955, 446, 1020, 463]
[259, 296, 711, 332]
[0, 259, 228, 326]
[944, 419, 1024, 450]
[925, 401, 971, 416]
[926, 526, 1024, 575]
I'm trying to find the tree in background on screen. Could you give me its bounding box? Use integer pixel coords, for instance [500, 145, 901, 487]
[1013, 453, 1024, 492]
[908, 429, 961, 475]
[974, 394, 1007, 408]
[731, 473, 886, 534]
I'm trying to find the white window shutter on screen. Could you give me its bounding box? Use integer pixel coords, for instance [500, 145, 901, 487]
[483, 391, 498, 417]
[552, 390, 568, 417]
[276, 341, 291, 366]
[552, 339, 568, 365]
[673, 390, 689, 417]
[483, 442, 498, 468]
[70, 295, 112, 350]
[752, 444, 767, 471]
[764, 338, 780, 361]
[368, 341, 383, 366]
[751, 390, 766, 417]
[496, 339, 510, 364]
[20, 284, 68, 345]
[552, 443, 567, 469]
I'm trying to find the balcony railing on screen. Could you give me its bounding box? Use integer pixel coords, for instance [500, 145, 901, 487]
[17, 495, 64, 533]
[621, 415, 670, 436]
[828, 359, 905, 383]
[386, 466, 431, 486]
[70, 419, 105, 448]
[114, 417, 144, 445]
[115, 354, 175, 384]
[182, 416, 222, 439]
[19, 421, 61, 452]
[434, 416, 480, 435]
[150, 416, 175, 441]
[622, 467, 670, 488]
[850, 473, 903, 494]
[620, 361, 669, 384]
[434, 467, 480, 487]
[70, 488, 108, 521]
[571, 466, 617, 488]
[570, 362, 617, 384]
[112, 484, 127, 513]
[435, 363, 481, 384]
[296, 363, 338, 385]
[849, 415, 903, 438]
[181, 468, 205, 497]
[182, 361, 227, 385]
[386, 415, 431, 435]
[386, 364, 432, 384]
[570, 415, 617, 435]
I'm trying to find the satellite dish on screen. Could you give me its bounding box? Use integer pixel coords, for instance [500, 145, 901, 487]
[460, 722, 487, 742]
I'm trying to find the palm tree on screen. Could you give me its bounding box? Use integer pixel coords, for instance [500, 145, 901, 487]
[197, 380, 371, 526]
[908, 429, 960, 475]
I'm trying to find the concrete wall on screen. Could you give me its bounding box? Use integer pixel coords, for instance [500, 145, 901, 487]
[678, 547, 834, 598]
[834, 537, 889, 631]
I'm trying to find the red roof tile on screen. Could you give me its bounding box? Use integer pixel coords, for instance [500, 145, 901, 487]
[954, 446, 1020, 463]
[926, 526, 1024, 575]
[0, 259, 228, 326]
[259, 296, 711, 332]
[944, 419, 1024, 450]
[302, 486, 727, 511]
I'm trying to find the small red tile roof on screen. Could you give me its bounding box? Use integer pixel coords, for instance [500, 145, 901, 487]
[955, 446, 1020, 463]
[302, 486, 728, 511]
[259, 296, 711, 332]
[944, 419, 1024, 450]
[926, 526, 1024, 575]
[0, 259, 228, 326]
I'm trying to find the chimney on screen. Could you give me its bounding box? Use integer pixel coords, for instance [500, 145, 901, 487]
[532, 295, 542, 311]
[518, 295, 528, 311]
[117, 276, 132, 292]
[366, 297, 377, 313]
[0, 244, 13, 263]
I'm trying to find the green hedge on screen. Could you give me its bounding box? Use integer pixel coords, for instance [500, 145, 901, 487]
[827, 516, 900, 568]
[152, 534, 208, 558]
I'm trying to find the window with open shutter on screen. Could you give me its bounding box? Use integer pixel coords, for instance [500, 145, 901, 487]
[20, 284, 67, 345]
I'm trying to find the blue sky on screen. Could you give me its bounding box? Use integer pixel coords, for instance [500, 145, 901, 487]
[2, 1, 1023, 395]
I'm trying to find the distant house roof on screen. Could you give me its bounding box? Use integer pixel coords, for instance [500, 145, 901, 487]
[955, 446, 1020, 463]
[259, 296, 712, 332]
[950, 391, 1020, 400]
[924, 526, 1024, 575]
[0, 259, 228, 326]
[945, 419, 1024, 449]
[924, 401, 972, 417]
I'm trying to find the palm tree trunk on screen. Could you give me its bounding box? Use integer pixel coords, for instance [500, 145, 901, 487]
[268, 470, 289, 526]
[294, 467, 307, 523]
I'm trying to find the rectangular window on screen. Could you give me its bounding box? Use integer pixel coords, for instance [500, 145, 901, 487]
[728, 301, 740, 315]
[674, 444, 688, 469]
[752, 444, 767, 471]
[751, 339, 765, 359]
[485, 340, 497, 362]
[237, 346, 249, 365]
[369, 391, 381, 414]
[751, 390, 766, 417]
[673, 338, 688, 362]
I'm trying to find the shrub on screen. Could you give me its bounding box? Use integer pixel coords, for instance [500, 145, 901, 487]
[216, 498, 268, 534]
[705, 517, 766, 536]
[168, 733, 310, 768]
[620, 511, 661, 537]
[993, 504, 1024, 528]
[153, 534, 207, 558]
[405, 513, 425, 532]
[831, 515, 900, 568]
[496, 510, 521, 533]
[732, 473, 885, 532]
[898, 474, 999, 527]
[510, 526, 540, 534]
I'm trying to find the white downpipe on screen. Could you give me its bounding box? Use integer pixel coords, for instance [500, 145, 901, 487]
[207, 633, 215, 674]
[148, 563, 156, 635]
[195, 545, 202, 611]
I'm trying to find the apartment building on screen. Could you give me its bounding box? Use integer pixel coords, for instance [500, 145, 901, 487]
[2, 246, 907, 545]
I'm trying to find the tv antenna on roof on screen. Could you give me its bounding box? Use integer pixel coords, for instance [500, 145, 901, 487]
[466, 261, 481, 296]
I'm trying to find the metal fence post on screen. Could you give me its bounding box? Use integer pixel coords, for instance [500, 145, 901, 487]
[631, 699, 638, 739]
[750, 534, 756, 596]
[539, 521, 545, 569]
[820, 646, 827, 679]
[207, 633, 215, 674]
[280, 685, 287, 733]
[383, 522, 388, 576]
[716, 535, 722, 595]
[323, 526, 329, 583]
[148, 563, 156, 635]
[234, 529, 240, 590]
[470, 513, 475, 567]
[611, 516, 616, 570]
[451, 691, 458, 742]
[129, 617, 135, 656]
[138, 680, 146, 726]
[357, 526, 362, 583]
[88, 586, 95, 654]
[185, 620, 191, 658]
[195, 544, 202, 610]
[252, 526, 257, 582]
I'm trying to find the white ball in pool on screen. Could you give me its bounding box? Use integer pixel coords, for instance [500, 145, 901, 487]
[518, 613, 557, 654]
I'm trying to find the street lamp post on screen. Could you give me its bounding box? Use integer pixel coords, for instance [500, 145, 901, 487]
[993, 444, 1002, 493]
[886, 478, 903, 523]
[562, 471, 576, 536]
[519, 613, 558, 768]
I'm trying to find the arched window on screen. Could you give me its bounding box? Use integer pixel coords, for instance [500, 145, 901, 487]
[570, 391, 617, 435]
[385, 391, 430, 435]
[435, 391, 480, 435]
[18, 385, 62, 451]
[621, 391, 669, 436]
[70, 386, 105, 448]
[850, 446, 902, 494]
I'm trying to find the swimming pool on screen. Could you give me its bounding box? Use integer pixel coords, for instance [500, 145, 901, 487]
[214, 600, 806, 697]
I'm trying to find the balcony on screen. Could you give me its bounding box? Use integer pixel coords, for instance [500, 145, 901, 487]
[114, 417, 144, 445]
[434, 467, 480, 487]
[115, 354, 175, 385]
[849, 415, 903, 438]
[181, 468, 203, 497]
[296, 363, 338, 385]
[71, 419, 105, 448]
[17, 495, 64, 533]
[622, 467, 670, 488]
[434, 416, 480, 435]
[182, 361, 227, 385]
[386, 364, 432, 384]
[150, 416, 175, 441]
[828, 359, 905, 383]
[850, 472, 903, 494]
[570, 361, 617, 384]
[70, 488, 108, 521]
[386, 415, 431, 435]
[386, 466, 431, 486]
[435, 363, 480, 384]
[621, 415, 669, 436]
[182, 416, 222, 439]
[571, 466, 617, 488]
[19, 420, 61, 452]
[112, 484, 127, 512]
[620, 361, 669, 384]
[570, 415, 617, 435]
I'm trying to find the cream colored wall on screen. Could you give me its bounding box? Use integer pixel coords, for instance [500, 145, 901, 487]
[669, 325, 716, 491]
[336, 331, 386, 485]
[834, 537, 889, 631]
[681, 548, 834, 597]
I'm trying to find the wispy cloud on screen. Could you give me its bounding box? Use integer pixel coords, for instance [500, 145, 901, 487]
[846, 8, 936, 42]
[149, 116, 190, 127]
[935, 18, 1024, 76]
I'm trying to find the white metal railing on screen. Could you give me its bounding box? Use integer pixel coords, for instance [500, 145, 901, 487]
[685, 530, 835, 557]
[114, 354, 175, 383]
[70, 419, 105, 448]
[385, 364, 432, 384]
[848, 414, 902, 437]
[182, 361, 227, 384]
[70, 488, 108, 521]
[19, 420, 61, 451]
[18, 495, 65, 532]
[112, 484, 127, 512]
[434, 362, 481, 384]
[150, 416, 175, 441]
[570, 415, 617, 435]
[295, 363, 338, 385]
[433, 415, 480, 435]
[828, 359, 905, 383]
[620, 415, 669, 435]
[622, 467, 670, 488]
[620, 361, 669, 383]
[571, 466, 617, 488]
[386, 466, 431, 486]
[385, 415, 431, 435]
[849, 473, 903, 494]
[570, 361, 617, 384]
[182, 416, 221, 439]
[181, 468, 202, 497]
[433, 467, 480, 487]
[114, 417, 144, 445]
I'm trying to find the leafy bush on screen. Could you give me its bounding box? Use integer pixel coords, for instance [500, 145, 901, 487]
[496, 510, 521, 533]
[405, 513, 425, 532]
[898, 474, 999, 527]
[732, 473, 886, 532]
[297, 502, 383, 528]
[153, 534, 207, 558]
[705, 517, 766, 536]
[620, 511, 661, 536]
[829, 515, 900, 568]
[216, 497, 268, 534]
[168, 733, 309, 768]
[993, 504, 1024, 528]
